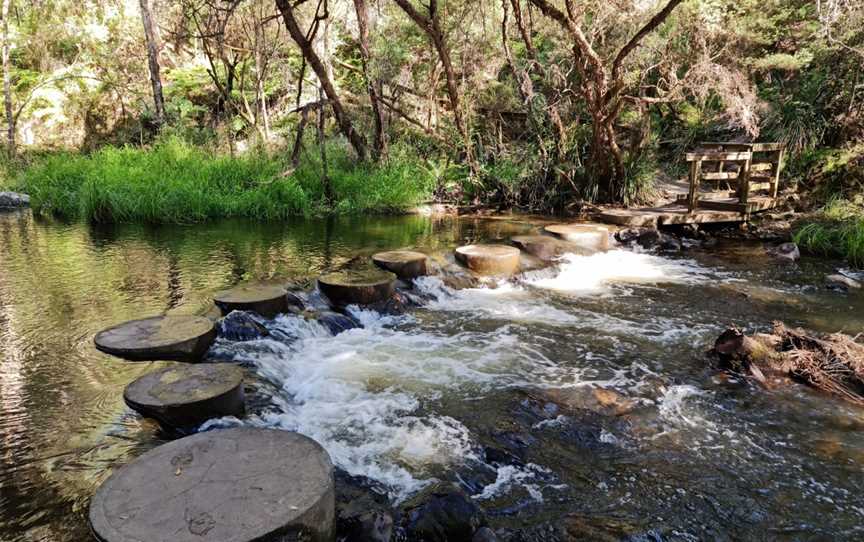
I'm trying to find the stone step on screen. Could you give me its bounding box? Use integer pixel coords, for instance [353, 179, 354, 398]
[89, 427, 335, 542]
[455, 244, 521, 276]
[123, 363, 245, 429]
[94, 315, 216, 362]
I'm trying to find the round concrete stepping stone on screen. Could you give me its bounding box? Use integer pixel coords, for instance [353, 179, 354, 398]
[89, 427, 335, 542]
[318, 268, 397, 307]
[94, 316, 216, 362]
[511, 235, 568, 261]
[544, 224, 610, 251]
[455, 244, 521, 276]
[372, 250, 428, 279]
[123, 364, 245, 429]
[213, 284, 289, 317]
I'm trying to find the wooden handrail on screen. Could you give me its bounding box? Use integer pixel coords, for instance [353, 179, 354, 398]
[685, 151, 752, 162]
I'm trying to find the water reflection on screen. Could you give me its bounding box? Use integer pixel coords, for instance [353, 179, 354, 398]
[1, 209, 864, 540]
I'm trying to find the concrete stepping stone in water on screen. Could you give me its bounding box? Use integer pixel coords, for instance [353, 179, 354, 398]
[213, 284, 290, 317]
[544, 223, 610, 251]
[88, 427, 335, 542]
[455, 244, 521, 276]
[318, 268, 396, 308]
[372, 250, 428, 279]
[123, 363, 245, 429]
[510, 235, 570, 261]
[94, 316, 216, 362]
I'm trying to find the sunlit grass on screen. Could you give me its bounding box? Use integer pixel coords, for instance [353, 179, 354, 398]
[19, 137, 434, 223]
[794, 198, 864, 267]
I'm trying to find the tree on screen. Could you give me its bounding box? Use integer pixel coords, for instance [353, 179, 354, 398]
[527, 0, 684, 199]
[393, 0, 473, 167]
[353, 0, 386, 159]
[139, 0, 166, 127]
[275, 0, 368, 160]
[1, 0, 14, 155]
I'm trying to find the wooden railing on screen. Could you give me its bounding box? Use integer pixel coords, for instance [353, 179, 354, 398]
[685, 142, 784, 216]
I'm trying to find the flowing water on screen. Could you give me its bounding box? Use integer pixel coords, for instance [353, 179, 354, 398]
[1, 209, 864, 541]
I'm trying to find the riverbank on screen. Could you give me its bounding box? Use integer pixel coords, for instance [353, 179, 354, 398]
[9, 138, 435, 223]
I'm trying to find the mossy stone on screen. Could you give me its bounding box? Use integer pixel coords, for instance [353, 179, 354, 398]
[123, 363, 245, 429]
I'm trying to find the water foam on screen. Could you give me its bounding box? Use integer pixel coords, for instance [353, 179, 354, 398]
[524, 249, 711, 294]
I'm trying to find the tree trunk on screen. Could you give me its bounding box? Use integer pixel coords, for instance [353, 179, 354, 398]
[1, 0, 14, 156]
[253, 1, 270, 141]
[139, 0, 165, 128]
[275, 0, 367, 161]
[353, 0, 386, 159]
[393, 0, 474, 168]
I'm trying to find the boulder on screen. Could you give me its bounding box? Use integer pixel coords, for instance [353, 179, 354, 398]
[455, 244, 521, 276]
[318, 269, 397, 308]
[405, 486, 485, 542]
[213, 284, 290, 317]
[372, 250, 428, 279]
[316, 311, 363, 335]
[89, 427, 335, 542]
[0, 191, 29, 209]
[217, 311, 269, 341]
[335, 471, 395, 542]
[767, 242, 800, 262]
[123, 363, 245, 429]
[94, 315, 216, 362]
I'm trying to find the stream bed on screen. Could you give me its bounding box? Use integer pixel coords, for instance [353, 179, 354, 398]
[1, 210, 863, 541]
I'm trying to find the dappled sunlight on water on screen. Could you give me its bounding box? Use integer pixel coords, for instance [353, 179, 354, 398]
[3, 209, 864, 539]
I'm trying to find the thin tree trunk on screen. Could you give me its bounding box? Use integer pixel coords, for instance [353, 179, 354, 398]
[1, 0, 14, 156]
[254, 2, 270, 141]
[353, 0, 386, 159]
[393, 0, 474, 168]
[275, 0, 368, 161]
[139, 0, 165, 128]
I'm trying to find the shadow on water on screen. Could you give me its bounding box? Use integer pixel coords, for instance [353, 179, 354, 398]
[1, 208, 864, 540]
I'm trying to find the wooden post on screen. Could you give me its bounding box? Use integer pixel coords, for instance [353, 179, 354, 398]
[771, 148, 784, 200]
[738, 152, 752, 216]
[687, 158, 701, 214]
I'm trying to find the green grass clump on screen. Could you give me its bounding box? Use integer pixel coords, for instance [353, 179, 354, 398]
[794, 199, 864, 267]
[19, 137, 434, 223]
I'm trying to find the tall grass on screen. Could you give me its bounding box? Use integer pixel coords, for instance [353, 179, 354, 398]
[19, 137, 434, 223]
[794, 199, 864, 267]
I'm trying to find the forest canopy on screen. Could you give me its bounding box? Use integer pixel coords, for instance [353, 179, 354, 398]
[0, 0, 862, 216]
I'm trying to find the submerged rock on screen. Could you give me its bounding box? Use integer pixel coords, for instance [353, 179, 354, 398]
[766, 242, 800, 262]
[317, 311, 362, 335]
[404, 485, 486, 541]
[826, 273, 861, 291]
[0, 191, 29, 209]
[335, 470, 395, 542]
[218, 310, 269, 341]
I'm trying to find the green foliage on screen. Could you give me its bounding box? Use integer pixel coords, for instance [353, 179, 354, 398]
[19, 137, 434, 223]
[794, 198, 864, 267]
